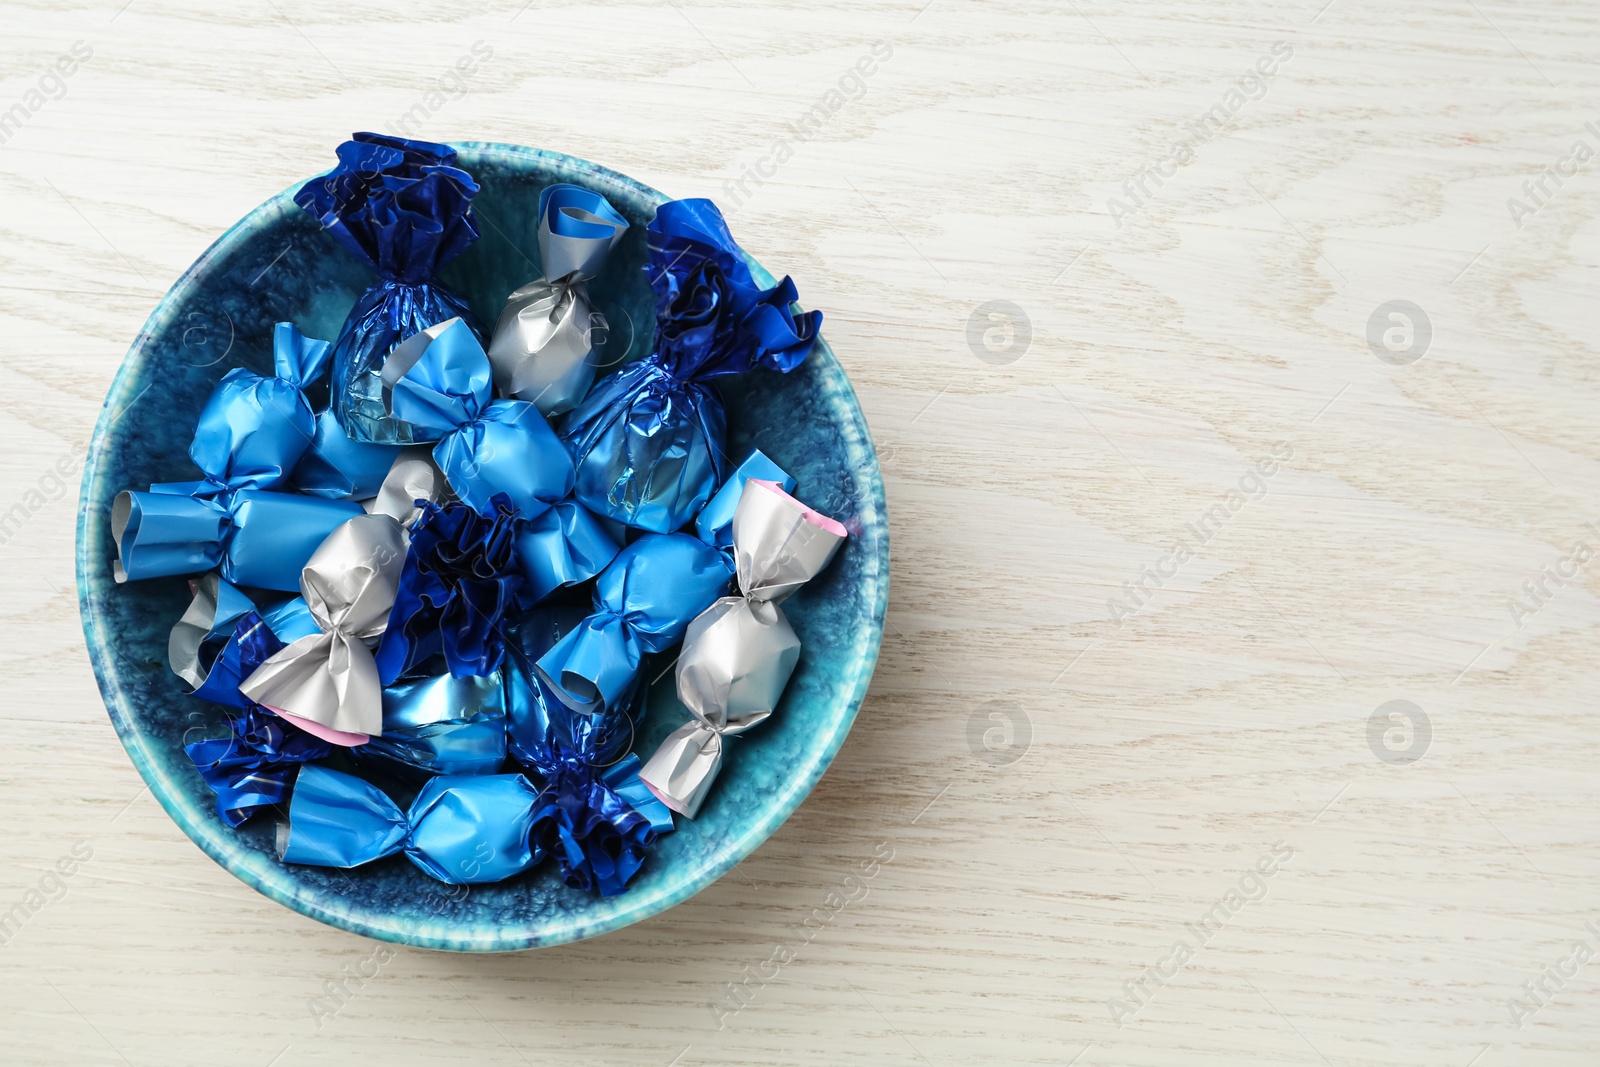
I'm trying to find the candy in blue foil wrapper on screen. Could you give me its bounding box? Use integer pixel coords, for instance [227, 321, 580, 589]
[187, 708, 331, 828]
[111, 484, 363, 592]
[278, 764, 540, 884]
[377, 496, 533, 683]
[503, 606, 638, 771]
[531, 755, 673, 896]
[295, 133, 483, 445]
[112, 322, 367, 590]
[560, 198, 821, 533]
[487, 184, 629, 416]
[183, 611, 331, 826]
[694, 449, 794, 550]
[278, 757, 667, 894]
[513, 499, 621, 603]
[189, 322, 330, 488]
[503, 611, 674, 895]
[535, 532, 730, 715]
[355, 672, 507, 778]
[383, 317, 575, 517]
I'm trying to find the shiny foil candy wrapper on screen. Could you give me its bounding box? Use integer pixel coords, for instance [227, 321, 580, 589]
[239, 513, 409, 746]
[488, 184, 629, 417]
[295, 133, 484, 445]
[278, 764, 541, 884]
[640, 479, 846, 817]
[110, 321, 374, 592]
[382, 316, 575, 518]
[356, 671, 507, 778]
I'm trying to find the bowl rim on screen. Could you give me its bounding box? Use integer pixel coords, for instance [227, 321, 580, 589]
[74, 141, 889, 952]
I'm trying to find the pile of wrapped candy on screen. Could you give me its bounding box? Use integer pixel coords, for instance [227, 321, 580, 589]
[110, 134, 847, 896]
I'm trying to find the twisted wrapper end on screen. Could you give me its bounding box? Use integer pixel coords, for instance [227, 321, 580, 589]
[167, 573, 256, 690]
[532, 754, 674, 896]
[637, 717, 738, 819]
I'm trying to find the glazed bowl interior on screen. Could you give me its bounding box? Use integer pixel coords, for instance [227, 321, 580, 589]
[75, 142, 888, 951]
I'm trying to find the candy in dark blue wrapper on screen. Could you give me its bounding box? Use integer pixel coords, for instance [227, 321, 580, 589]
[295, 133, 484, 446]
[188, 706, 332, 828]
[376, 495, 533, 683]
[559, 198, 821, 533]
[279, 765, 540, 884]
[530, 756, 672, 896]
[184, 613, 331, 826]
[503, 609, 675, 896]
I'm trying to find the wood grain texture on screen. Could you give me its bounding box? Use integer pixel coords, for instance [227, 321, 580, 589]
[2, 0, 1598, 1063]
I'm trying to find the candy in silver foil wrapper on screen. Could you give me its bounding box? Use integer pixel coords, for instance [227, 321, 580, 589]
[486, 184, 629, 416]
[639, 479, 846, 817]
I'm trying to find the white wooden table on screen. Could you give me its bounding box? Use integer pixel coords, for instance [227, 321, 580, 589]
[3, 1, 1597, 1063]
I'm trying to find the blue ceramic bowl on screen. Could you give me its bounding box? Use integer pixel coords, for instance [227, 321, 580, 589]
[75, 143, 887, 951]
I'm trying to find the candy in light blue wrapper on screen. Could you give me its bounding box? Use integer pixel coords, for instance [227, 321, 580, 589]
[295, 133, 484, 446]
[181, 319, 404, 502]
[694, 449, 794, 550]
[189, 322, 330, 488]
[559, 198, 821, 533]
[534, 532, 731, 715]
[514, 499, 621, 603]
[112, 321, 368, 590]
[279, 764, 541, 884]
[290, 409, 402, 500]
[354, 672, 507, 778]
[504, 607, 638, 769]
[382, 317, 575, 517]
[111, 483, 363, 592]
